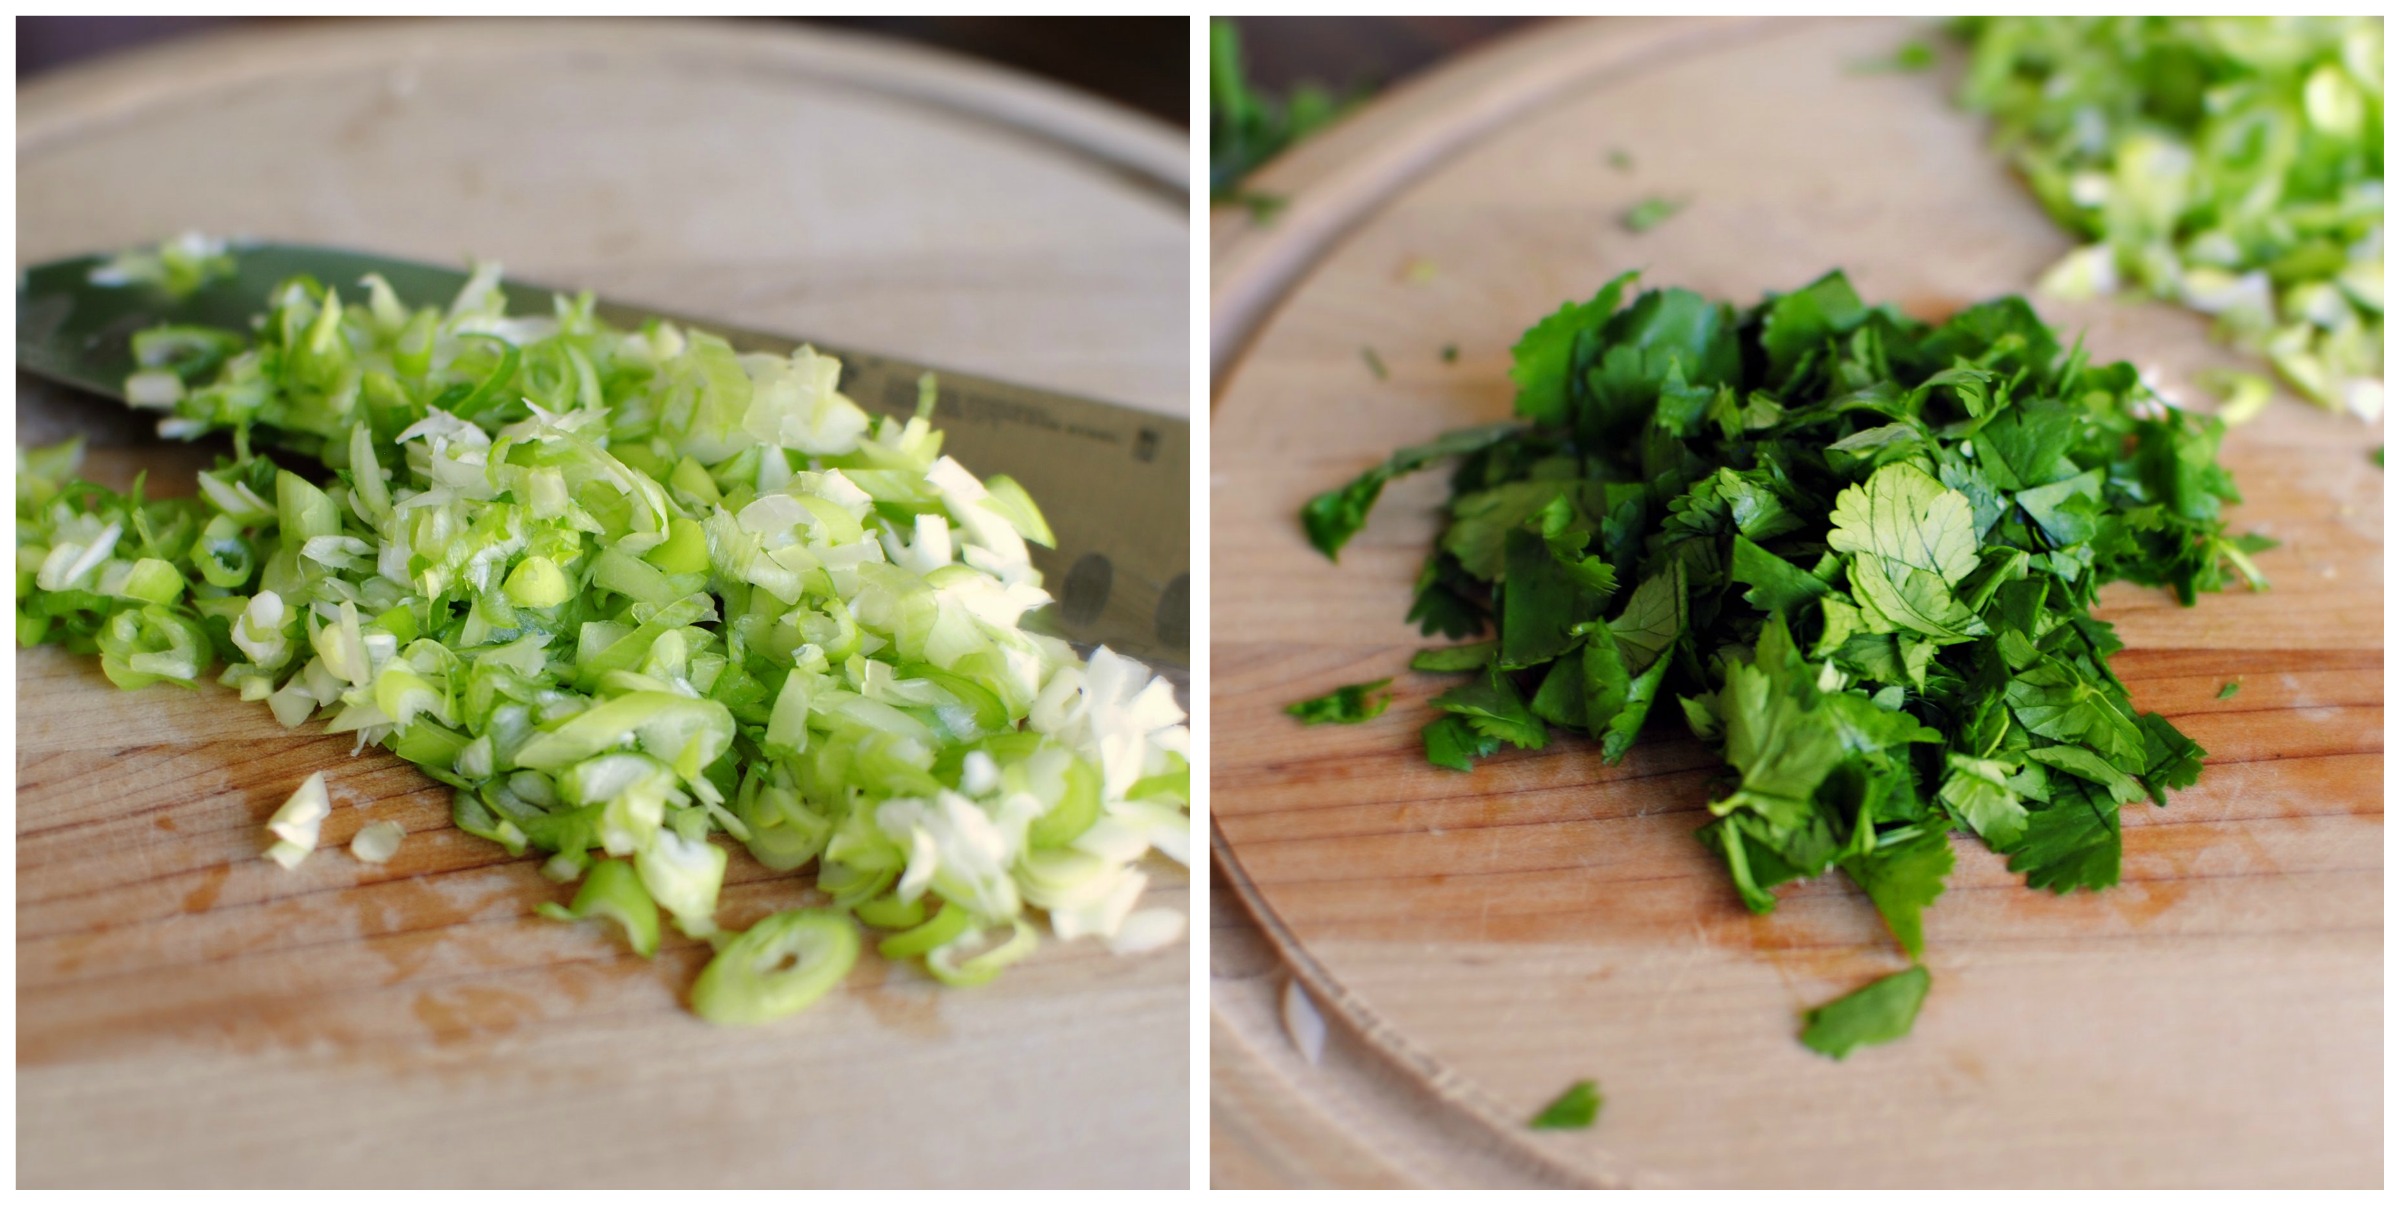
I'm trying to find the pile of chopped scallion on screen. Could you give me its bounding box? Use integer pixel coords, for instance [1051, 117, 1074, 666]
[1955, 16, 2383, 420]
[16, 258, 1190, 1024]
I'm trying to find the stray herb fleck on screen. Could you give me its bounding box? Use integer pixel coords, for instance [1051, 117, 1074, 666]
[1529, 1078, 1603, 1129]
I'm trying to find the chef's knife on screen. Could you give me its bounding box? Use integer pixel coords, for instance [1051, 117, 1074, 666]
[17, 243, 1189, 670]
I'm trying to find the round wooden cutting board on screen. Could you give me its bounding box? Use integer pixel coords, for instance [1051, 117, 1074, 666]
[1210, 17, 2380, 1189]
[18, 20, 1189, 1189]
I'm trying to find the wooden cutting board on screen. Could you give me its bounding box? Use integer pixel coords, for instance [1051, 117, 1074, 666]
[17, 19, 1190, 1188]
[1210, 16, 2381, 1189]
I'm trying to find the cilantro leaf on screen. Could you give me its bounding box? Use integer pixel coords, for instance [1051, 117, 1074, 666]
[1511, 274, 1635, 425]
[2026, 744, 2148, 805]
[1606, 562, 1686, 677]
[1286, 679, 1396, 725]
[1301, 423, 1524, 559]
[1424, 715, 1504, 772]
[1716, 617, 1846, 811]
[1501, 527, 1606, 668]
[1759, 270, 1870, 385]
[1430, 665, 1546, 751]
[1800, 966, 1932, 1059]
[1846, 828, 1954, 961]
[1729, 535, 1832, 613]
[1411, 642, 1496, 673]
[2003, 659, 2146, 764]
[2007, 787, 2122, 893]
[2137, 711, 2207, 800]
[1528, 1079, 1604, 1130]
[1827, 463, 1981, 585]
[1622, 196, 1685, 233]
[1939, 755, 2030, 849]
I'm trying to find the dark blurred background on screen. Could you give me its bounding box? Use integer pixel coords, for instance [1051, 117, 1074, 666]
[18, 16, 1188, 128]
[1221, 16, 1543, 97]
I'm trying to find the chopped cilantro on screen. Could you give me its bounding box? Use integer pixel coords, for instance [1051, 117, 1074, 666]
[1800, 966, 1932, 1058]
[1849, 40, 1936, 74]
[1287, 679, 1396, 725]
[1411, 642, 1495, 673]
[1622, 196, 1686, 233]
[2217, 681, 2240, 700]
[1301, 422, 1521, 559]
[1529, 1078, 1603, 1129]
[1303, 271, 2263, 1049]
[1230, 190, 1290, 225]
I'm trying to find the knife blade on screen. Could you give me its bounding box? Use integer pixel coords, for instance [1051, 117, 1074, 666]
[17, 242, 1189, 670]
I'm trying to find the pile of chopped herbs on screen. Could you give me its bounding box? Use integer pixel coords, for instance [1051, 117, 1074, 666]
[16, 261, 1190, 1025]
[1955, 16, 2384, 420]
[1302, 270, 2265, 1053]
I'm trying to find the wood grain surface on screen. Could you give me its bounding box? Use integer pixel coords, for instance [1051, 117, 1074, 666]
[1209, 16, 2381, 1189]
[17, 19, 1190, 1189]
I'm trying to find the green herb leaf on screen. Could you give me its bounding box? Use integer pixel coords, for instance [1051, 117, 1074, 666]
[1287, 678, 1397, 725]
[1623, 196, 1686, 233]
[1846, 828, 1954, 960]
[1849, 40, 1936, 74]
[1529, 1078, 1604, 1130]
[1800, 965, 1932, 1059]
[1301, 423, 1525, 560]
[1424, 714, 1504, 772]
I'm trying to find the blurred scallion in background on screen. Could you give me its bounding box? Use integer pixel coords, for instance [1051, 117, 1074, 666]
[1955, 16, 2383, 420]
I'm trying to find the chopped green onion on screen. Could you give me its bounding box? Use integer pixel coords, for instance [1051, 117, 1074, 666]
[535, 858, 662, 958]
[691, 908, 861, 1025]
[1957, 17, 2383, 416]
[89, 231, 236, 298]
[876, 899, 975, 960]
[350, 820, 406, 864]
[264, 771, 331, 869]
[19, 253, 1190, 1023]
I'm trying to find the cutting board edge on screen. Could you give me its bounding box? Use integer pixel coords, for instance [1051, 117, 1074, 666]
[18, 17, 1189, 200]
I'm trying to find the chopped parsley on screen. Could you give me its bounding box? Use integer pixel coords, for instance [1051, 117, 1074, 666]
[1302, 270, 2263, 1049]
[1622, 196, 1686, 233]
[1286, 679, 1396, 725]
[1362, 346, 1389, 381]
[1849, 40, 1936, 74]
[1441, 343, 1461, 364]
[1229, 190, 1290, 224]
[2217, 681, 2240, 700]
[1801, 966, 1932, 1059]
[1529, 1078, 1604, 1129]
